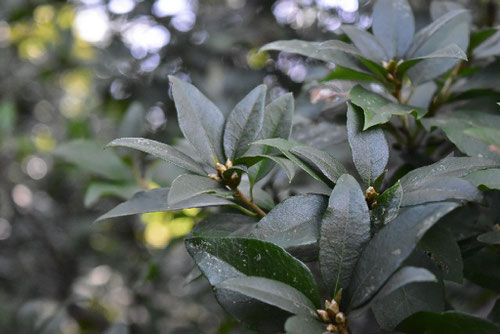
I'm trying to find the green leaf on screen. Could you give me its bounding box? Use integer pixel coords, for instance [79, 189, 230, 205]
[406, 9, 470, 84]
[169, 76, 225, 165]
[464, 126, 500, 148]
[469, 28, 497, 53]
[347, 202, 459, 309]
[401, 176, 481, 207]
[375, 266, 437, 301]
[320, 174, 371, 296]
[252, 138, 329, 184]
[422, 111, 500, 163]
[463, 169, 500, 190]
[372, 0, 415, 58]
[84, 182, 140, 207]
[260, 39, 366, 72]
[400, 157, 500, 188]
[371, 180, 403, 230]
[118, 102, 145, 138]
[473, 30, 500, 59]
[463, 247, 500, 292]
[430, 1, 464, 20]
[192, 213, 257, 238]
[419, 225, 464, 283]
[372, 251, 445, 329]
[342, 25, 388, 61]
[346, 102, 389, 187]
[96, 188, 233, 221]
[217, 276, 317, 317]
[323, 66, 376, 83]
[168, 174, 233, 205]
[251, 194, 328, 260]
[107, 137, 207, 175]
[477, 230, 500, 245]
[185, 236, 320, 305]
[290, 146, 347, 184]
[396, 311, 500, 334]
[488, 299, 500, 324]
[53, 139, 132, 181]
[224, 85, 266, 160]
[247, 93, 294, 183]
[240, 154, 297, 182]
[349, 85, 426, 130]
[397, 44, 468, 74]
[285, 315, 328, 334]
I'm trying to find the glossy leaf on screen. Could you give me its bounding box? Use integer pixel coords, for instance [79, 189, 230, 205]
[290, 145, 347, 184]
[84, 182, 140, 208]
[186, 236, 320, 305]
[168, 174, 232, 205]
[118, 102, 145, 138]
[463, 247, 500, 292]
[251, 194, 327, 257]
[349, 85, 425, 130]
[419, 225, 463, 283]
[192, 213, 257, 238]
[372, 0, 415, 58]
[401, 176, 481, 207]
[430, 1, 464, 20]
[477, 231, 500, 245]
[347, 202, 459, 309]
[371, 181, 403, 230]
[217, 276, 317, 317]
[320, 174, 371, 296]
[396, 311, 500, 334]
[224, 85, 266, 160]
[464, 169, 500, 190]
[169, 76, 225, 165]
[285, 315, 327, 334]
[53, 139, 132, 181]
[342, 25, 388, 61]
[96, 188, 232, 221]
[247, 93, 294, 183]
[107, 137, 206, 175]
[397, 43, 467, 74]
[375, 266, 436, 301]
[260, 39, 366, 72]
[346, 102, 389, 187]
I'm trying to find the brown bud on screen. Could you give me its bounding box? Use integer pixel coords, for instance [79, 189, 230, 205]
[317, 309, 331, 323]
[334, 288, 343, 304]
[335, 312, 346, 324]
[326, 300, 339, 318]
[326, 324, 338, 333]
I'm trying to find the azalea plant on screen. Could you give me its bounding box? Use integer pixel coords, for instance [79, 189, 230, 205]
[94, 0, 500, 333]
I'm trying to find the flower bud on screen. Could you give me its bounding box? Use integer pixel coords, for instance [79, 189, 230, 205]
[326, 300, 339, 318]
[216, 162, 227, 172]
[225, 159, 233, 168]
[326, 324, 338, 333]
[335, 312, 346, 324]
[208, 173, 221, 182]
[317, 309, 331, 323]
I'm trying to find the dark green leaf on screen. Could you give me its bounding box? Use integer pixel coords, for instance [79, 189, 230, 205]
[349, 85, 425, 130]
[401, 176, 481, 207]
[217, 276, 317, 317]
[488, 299, 500, 324]
[430, 1, 464, 21]
[323, 66, 376, 83]
[290, 145, 347, 184]
[464, 246, 500, 292]
[247, 93, 294, 183]
[107, 137, 206, 175]
[96, 188, 233, 221]
[347, 202, 459, 309]
[168, 174, 233, 205]
[397, 44, 467, 74]
[118, 102, 145, 138]
[464, 169, 500, 190]
[84, 182, 140, 208]
[406, 10, 470, 84]
[53, 139, 132, 181]
[251, 194, 328, 260]
[240, 154, 297, 182]
[375, 266, 436, 301]
[396, 311, 500, 334]
[371, 181, 403, 230]
[372, 0, 414, 59]
[474, 30, 500, 59]
[346, 102, 389, 186]
[224, 85, 266, 160]
[285, 315, 328, 334]
[419, 225, 463, 283]
[400, 157, 500, 188]
[260, 39, 366, 72]
[477, 231, 500, 245]
[192, 213, 257, 237]
[320, 174, 371, 296]
[342, 25, 388, 61]
[469, 28, 497, 53]
[169, 76, 225, 165]
[185, 236, 320, 305]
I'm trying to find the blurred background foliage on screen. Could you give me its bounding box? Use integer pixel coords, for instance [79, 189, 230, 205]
[0, 0, 498, 333]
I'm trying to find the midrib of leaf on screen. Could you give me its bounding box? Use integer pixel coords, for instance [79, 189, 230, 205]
[230, 111, 255, 158]
[333, 195, 351, 295]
